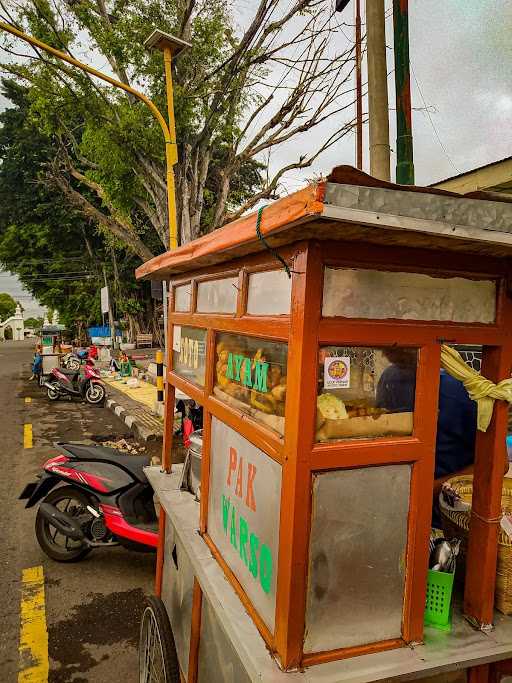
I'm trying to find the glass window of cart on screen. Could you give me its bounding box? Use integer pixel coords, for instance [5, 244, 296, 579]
[304, 464, 411, 652]
[197, 277, 238, 314]
[246, 270, 292, 315]
[172, 326, 207, 386]
[323, 267, 496, 323]
[174, 284, 191, 312]
[213, 333, 287, 436]
[316, 346, 417, 442]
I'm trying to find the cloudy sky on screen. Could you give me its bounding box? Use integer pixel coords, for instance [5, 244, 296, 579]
[1, 0, 510, 318]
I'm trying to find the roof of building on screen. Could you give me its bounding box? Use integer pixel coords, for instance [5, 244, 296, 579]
[432, 156, 512, 186]
[432, 157, 512, 194]
[136, 166, 512, 280]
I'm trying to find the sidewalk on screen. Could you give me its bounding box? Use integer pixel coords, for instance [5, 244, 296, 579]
[104, 376, 164, 441]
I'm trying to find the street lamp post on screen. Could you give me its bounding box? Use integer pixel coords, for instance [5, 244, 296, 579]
[0, 20, 188, 250]
[144, 30, 191, 251]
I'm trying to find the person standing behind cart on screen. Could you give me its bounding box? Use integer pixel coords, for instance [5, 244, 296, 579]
[375, 352, 479, 495]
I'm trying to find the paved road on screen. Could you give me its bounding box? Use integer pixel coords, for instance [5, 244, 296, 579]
[0, 341, 154, 682]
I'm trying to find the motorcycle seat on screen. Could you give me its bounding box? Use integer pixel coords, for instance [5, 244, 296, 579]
[56, 442, 151, 482]
[59, 368, 80, 378]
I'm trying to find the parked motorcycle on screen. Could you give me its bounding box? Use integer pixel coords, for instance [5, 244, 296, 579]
[62, 345, 98, 371]
[19, 441, 158, 561]
[44, 359, 106, 405]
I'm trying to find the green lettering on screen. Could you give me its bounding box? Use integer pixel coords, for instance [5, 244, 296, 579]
[259, 545, 273, 594]
[248, 533, 260, 578]
[226, 353, 234, 380]
[234, 354, 244, 381]
[230, 507, 237, 549]
[239, 516, 249, 566]
[253, 361, 269, 392]
[222, 495, 231, 533]
[242, 358, 253, 388]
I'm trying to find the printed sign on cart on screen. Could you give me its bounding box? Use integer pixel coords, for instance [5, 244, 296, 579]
[324, 356, 350, 389]
[207, 418, 282, 631]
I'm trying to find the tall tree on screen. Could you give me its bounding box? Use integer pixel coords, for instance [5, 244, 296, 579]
[0, 292, 16, 320]
[0, 79, 155, 337]
[0, 0, 355, 257]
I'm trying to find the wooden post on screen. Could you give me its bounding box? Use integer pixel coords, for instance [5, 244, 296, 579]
[464, 342, 512, 626]
[274, 242, 322, 669]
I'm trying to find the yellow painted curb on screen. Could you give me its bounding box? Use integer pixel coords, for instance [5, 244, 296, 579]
[18, 566, 49, 682]
[23, 424, 33, 449]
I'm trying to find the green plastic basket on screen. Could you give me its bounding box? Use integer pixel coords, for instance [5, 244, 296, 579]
[424, 568, 455, 631]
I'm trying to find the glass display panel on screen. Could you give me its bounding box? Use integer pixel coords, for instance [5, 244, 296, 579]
[174, 284, 191, 312]
[207, 418, 282, 631]
[197, 595, 252, 683]
[304, 464, 411, 652]
[161, 532, 193, 679]
[197, 277, 238, 314]
[213, 333, 288, 436]
[316, 346, 417, 441]
[323, 267, 496, 323]
[172, 326, 207, 386]
[246, 270, 291, 315]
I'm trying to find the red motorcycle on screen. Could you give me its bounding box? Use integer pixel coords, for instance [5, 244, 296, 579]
[19, 441, 158, 561]
[44, 358, 106, 405]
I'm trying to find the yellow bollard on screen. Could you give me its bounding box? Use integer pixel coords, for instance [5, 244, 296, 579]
[156, 350, 164, 403]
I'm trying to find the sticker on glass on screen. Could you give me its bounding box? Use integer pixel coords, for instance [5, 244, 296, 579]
[172, 325, 182, 353]
[324, 356, 350, 389]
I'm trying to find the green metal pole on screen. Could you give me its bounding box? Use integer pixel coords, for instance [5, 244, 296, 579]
[393, 0, 415, 184]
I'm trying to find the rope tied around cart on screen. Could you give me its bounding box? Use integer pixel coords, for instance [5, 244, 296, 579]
[255, 206, 292, 278]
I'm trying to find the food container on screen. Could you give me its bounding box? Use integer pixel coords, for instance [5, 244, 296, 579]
[424, 568, 455, 631]
[188, 430, 203, 495]
[316, 411, 413, 441]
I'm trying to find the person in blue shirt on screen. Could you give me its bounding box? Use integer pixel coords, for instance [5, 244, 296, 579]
[376, 350, 477, 484]
[30, 344, 43, 382]
[377, 352, 510, 527]
[434, 370, 477, 481]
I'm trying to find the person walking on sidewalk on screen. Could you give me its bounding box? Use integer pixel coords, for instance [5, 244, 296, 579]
[30, 344, 43, 382]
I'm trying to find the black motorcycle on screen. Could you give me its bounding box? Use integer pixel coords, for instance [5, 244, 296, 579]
[20, 441, 158, 562]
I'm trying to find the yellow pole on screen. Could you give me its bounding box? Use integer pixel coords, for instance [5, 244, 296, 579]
[0, 20, 178, 249]
[163, 46, 178, 250]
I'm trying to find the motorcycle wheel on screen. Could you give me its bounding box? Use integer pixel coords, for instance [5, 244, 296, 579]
[85, 383, 105, 405]
[47, 382, 60, 401]
[67, 358, 80, 371]
[139, 596, 180, 683]
[35, 486, 92, 562]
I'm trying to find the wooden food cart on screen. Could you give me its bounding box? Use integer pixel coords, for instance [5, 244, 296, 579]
[136, 167, 512, 683]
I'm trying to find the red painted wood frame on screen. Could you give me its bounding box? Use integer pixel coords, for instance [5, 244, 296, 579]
[160, 239, 512, 674]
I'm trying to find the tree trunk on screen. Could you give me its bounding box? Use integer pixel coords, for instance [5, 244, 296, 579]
[177, 145, 193, 245]
[212, 169, 232, 229]
[190, 146, 211, 239]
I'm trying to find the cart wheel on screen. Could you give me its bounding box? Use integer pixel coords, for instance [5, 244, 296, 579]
[139, 596, 180, 683]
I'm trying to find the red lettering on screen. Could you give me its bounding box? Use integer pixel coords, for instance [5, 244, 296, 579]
[245, 463, 257, 512]
[235, 458, 244, 498]
[227, 447, 237, 486]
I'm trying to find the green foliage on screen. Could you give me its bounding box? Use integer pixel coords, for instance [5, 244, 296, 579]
[0, 80, 152, 335]
[0, 0, 268, 253]
[0, 292, 17, 320]
[25, 317, 44, 329]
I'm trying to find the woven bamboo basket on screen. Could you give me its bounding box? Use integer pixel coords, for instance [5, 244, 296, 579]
[440, 474, 512, 615]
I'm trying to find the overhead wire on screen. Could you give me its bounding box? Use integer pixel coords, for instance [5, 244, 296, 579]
[410, 63, 461, 174]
